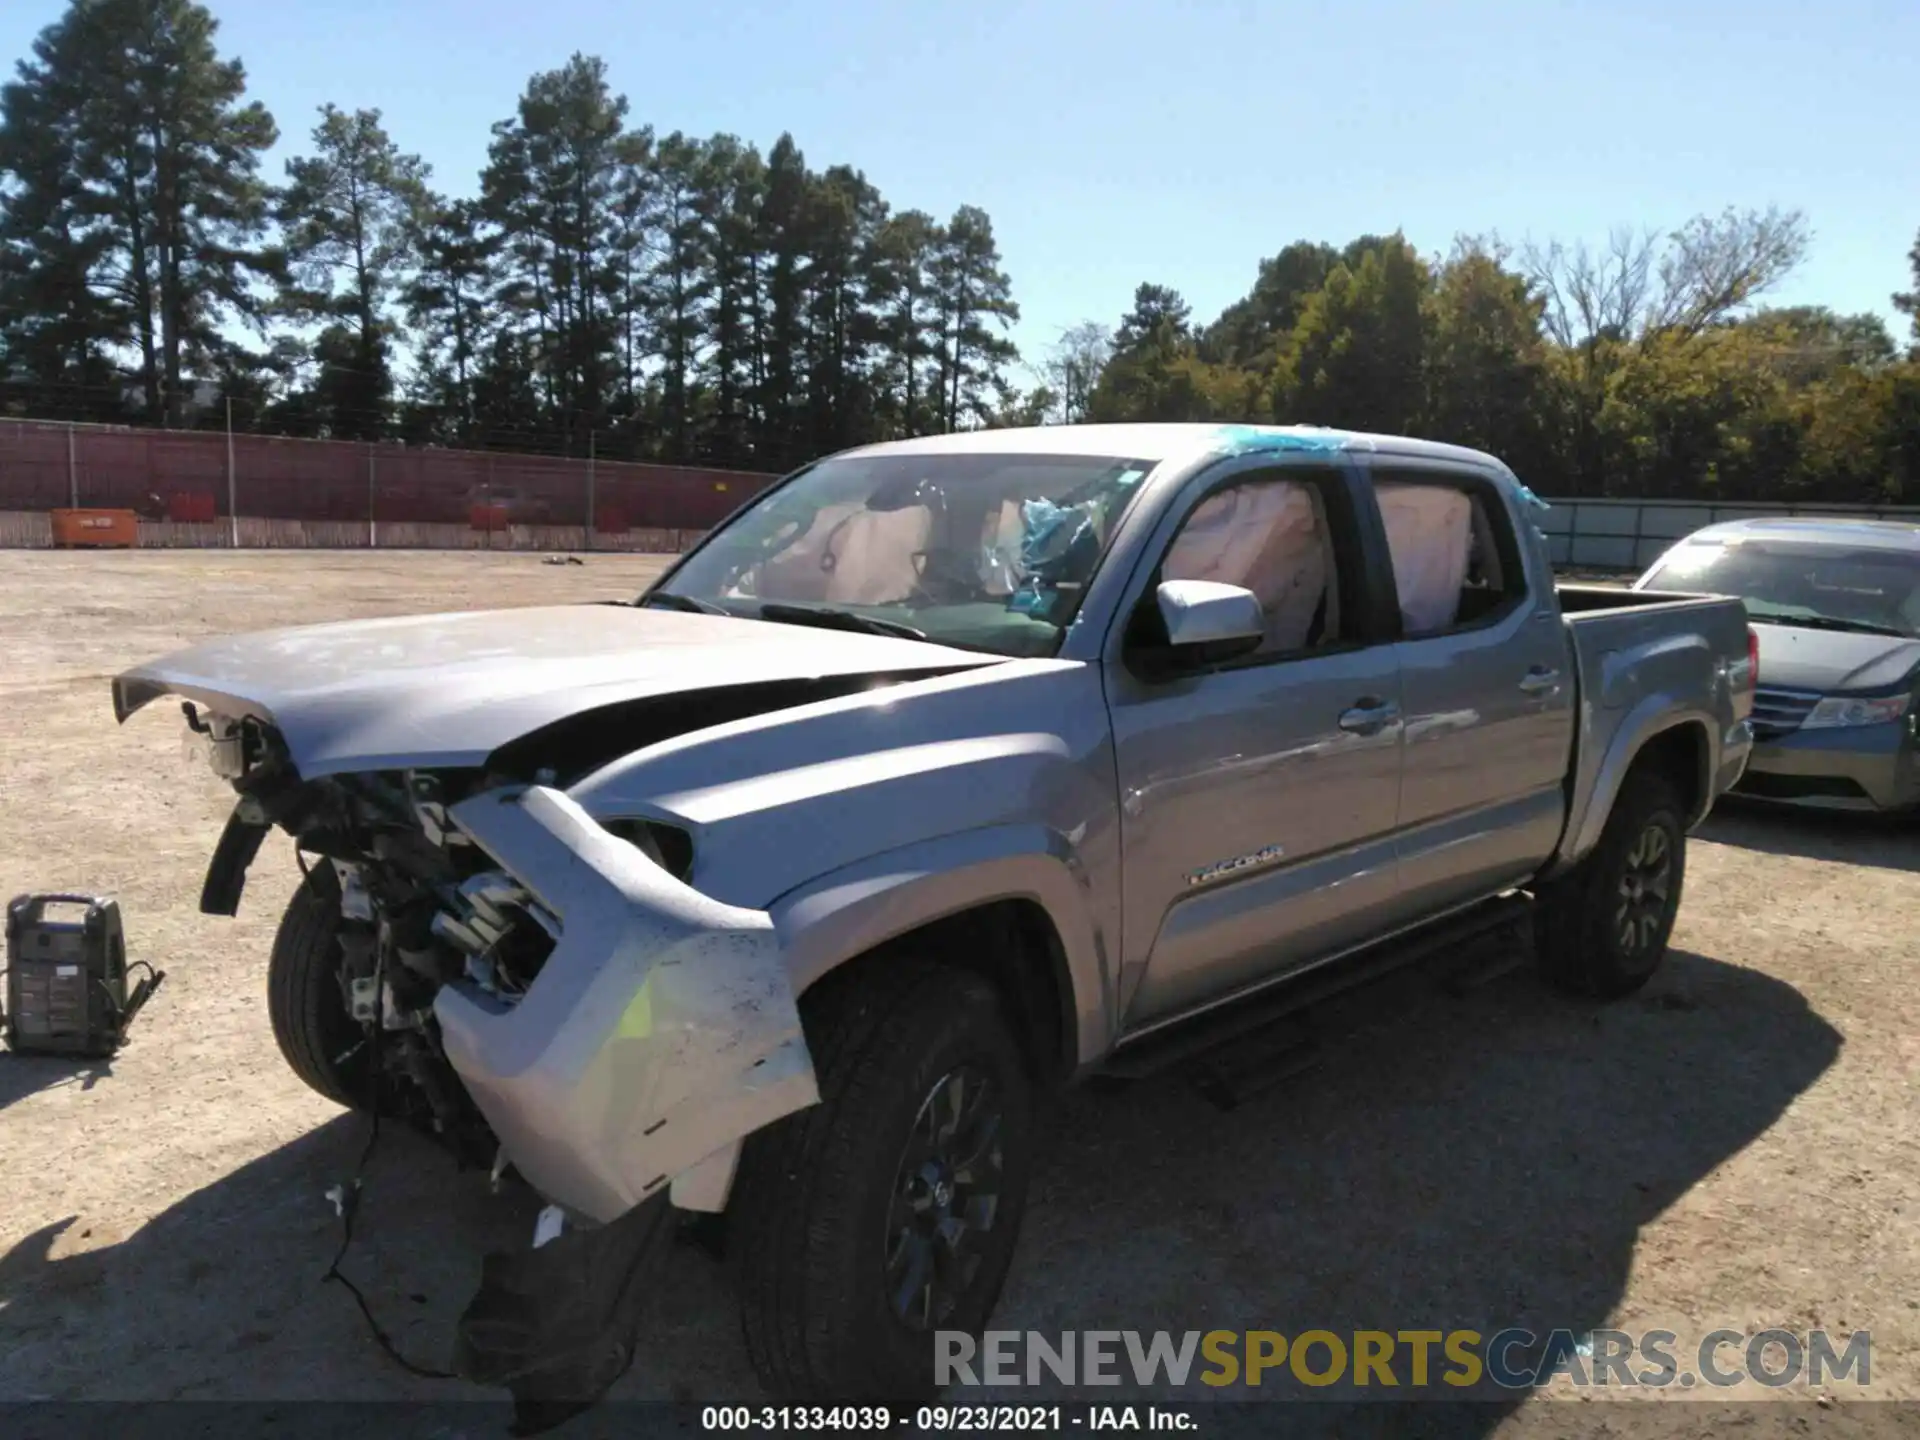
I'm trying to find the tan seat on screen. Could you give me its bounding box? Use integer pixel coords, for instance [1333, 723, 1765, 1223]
[820, 506, 933, 605]
[751, 502, 861, 601]
[748, 503, 933, 606]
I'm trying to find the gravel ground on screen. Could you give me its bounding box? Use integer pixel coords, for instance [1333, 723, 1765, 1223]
[0, 550, 1914, 1439]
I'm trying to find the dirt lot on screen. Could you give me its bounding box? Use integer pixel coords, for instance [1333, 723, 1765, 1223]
[1, 550, 1916, 1436]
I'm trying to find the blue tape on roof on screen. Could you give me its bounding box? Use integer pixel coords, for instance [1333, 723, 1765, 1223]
[1208, 425, 1353, 457]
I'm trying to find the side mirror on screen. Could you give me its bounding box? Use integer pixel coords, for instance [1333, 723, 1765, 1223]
[1155, 580, 1266, 661]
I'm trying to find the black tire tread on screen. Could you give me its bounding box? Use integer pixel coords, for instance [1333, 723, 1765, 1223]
[266, 868, 362, 1109]
[1537, 770, 1686, 999]
[731, 961, 1023, 1402]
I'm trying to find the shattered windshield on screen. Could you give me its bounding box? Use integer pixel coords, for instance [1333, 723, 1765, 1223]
[646, 451, 1157, 657]
[1644, 539, 1920, 638]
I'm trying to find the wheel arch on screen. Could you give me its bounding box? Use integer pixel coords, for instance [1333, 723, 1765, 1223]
[1549, 705, 1716, 881]
[768, 824, 1115, 1087]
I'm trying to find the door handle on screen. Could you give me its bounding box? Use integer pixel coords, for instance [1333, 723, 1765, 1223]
[1519, 666, 1561, 695]
[1338, 699, 1400, 735]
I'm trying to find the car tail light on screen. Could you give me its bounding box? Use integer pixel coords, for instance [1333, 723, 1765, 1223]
[1747, 627, 1760, 691]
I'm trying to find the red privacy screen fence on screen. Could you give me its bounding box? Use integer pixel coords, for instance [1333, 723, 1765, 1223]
[0, 420, 781, 539]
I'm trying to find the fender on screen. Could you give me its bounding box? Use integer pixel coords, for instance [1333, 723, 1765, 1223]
[669, 825, 1117, 1217]
[767, 822, 1119, 1078]
[431, 785, 820, 1224]
[1550, 696, 1717, 878]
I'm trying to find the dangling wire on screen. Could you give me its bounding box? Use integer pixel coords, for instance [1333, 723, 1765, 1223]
[294, 842, 322, 897]
[318, 908, 456, 1381]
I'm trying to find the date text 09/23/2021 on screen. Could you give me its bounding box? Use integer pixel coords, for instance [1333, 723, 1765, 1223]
[700, 1406, 1195, 1432]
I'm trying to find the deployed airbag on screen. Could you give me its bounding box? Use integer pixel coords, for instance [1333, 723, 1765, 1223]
[821, 506, 933, 605]
[749, 502, 862, 601]
[1165, 481, 1330, 652]
[1376, 482, 1473, 634]
[749, 503, 932, 605]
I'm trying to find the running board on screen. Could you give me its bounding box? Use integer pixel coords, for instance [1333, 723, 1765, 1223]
[1098, 893, 1537, 1088]
[1190, 1018, 1322, 1112]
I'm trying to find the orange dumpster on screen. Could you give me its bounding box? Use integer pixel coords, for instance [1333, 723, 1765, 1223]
[49, 508, 139, 548]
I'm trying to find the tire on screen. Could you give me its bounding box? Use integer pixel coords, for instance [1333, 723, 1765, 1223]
[730, 962, 1036, 1403]
[266, 866, 371, 1110]
[1536, 770, 1687, 999]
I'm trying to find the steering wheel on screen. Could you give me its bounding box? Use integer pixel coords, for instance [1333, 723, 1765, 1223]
[909, 548, 982, 605]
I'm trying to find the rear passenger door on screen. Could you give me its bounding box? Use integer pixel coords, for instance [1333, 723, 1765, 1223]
[1366, 462, 1575, 918]
[1105, 459, 1405, 1030]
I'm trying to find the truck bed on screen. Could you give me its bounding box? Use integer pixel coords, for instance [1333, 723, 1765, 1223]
[1551, 581, 1754, 873]
[1555, 581, 1711, 614]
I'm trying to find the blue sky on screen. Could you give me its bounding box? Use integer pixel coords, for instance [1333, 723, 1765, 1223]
[5, 0, 1915, 374]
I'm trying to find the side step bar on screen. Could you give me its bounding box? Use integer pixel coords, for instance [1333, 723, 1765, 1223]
[1097, 893, 1537, 1092]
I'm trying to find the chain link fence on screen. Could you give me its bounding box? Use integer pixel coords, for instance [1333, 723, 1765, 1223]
[0, 418, 779, 550]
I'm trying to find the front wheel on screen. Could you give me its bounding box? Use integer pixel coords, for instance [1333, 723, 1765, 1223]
[267, 867, 373, 1109]
[1535, 771, 1687, 999]
[730, 963, 1036, 1402]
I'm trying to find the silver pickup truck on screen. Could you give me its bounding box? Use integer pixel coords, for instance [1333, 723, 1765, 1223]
[114, 423, 1754, 1422]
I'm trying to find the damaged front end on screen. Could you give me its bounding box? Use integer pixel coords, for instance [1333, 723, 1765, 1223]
[174, 700, 821, 1418]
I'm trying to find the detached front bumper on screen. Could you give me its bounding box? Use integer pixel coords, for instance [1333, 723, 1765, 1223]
[435, 784, 820, 1225]
[1735, 719, 1920, 813]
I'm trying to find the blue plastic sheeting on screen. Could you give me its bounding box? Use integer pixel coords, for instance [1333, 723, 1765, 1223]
[1006, 496, 1103, 616]
[1207, 425, 1355, 458]
[1210, 425, 1552, 518]
[999, 465, 1151, 618]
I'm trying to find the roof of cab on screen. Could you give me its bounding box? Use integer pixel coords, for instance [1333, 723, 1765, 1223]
[1679, 516, 1920, 553]
[838, 422, 1510, 473]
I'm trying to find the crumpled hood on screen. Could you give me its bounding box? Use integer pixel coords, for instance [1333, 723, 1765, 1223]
[1752, 622, 1920, 694]
[112, 603, 995, 777]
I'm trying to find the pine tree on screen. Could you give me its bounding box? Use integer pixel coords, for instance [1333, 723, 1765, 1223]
[401, 198, 499, 438]
[696, 135, 767, 465]
[755, 133, 811, 466]
[930, 205, 1019, 431]
[801, 164, 886, 454]
[0, 0, 278, 425]
[481, 53, 628, 451]
[605, 128, 656, 420]
[868, 209, 941, 438]
[648, 131, 714, 461]
[278, 104, 430, 437]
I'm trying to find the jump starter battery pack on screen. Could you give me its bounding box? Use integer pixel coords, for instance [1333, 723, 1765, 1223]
[3, 893, 160, 1058]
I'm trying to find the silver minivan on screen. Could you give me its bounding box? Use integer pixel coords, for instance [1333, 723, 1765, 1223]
[1635, 517, 1920, 812]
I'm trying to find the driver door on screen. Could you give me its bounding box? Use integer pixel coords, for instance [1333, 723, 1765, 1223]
[1105, 460, 1405, 1030]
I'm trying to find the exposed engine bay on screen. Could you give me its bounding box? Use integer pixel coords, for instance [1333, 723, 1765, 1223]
[186, 698, 694, 1167]
[175, 695, 828, 1428]
[108, 595, 1020, 1424]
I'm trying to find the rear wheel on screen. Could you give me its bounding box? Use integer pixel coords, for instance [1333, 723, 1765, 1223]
[1536, 771, 1687, 999]
[730, 962, 1035, 1402]
[267, 867, 372, 1109]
